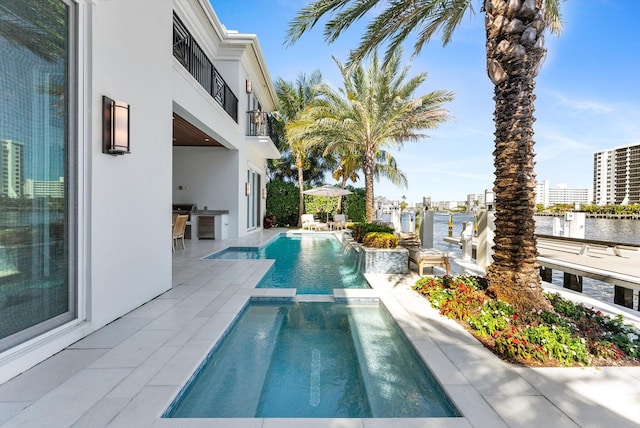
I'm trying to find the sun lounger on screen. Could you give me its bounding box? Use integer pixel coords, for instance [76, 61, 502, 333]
[301, 214, 328, 231]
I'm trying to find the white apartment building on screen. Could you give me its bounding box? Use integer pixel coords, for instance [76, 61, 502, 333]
[23, 177, 65, 199]
[0, 139, 24, 198]
[466, 193, 486, 212]
[535, 180, 593, 208]
[0, 0, 279, 382]
[594, 143, 640, 205]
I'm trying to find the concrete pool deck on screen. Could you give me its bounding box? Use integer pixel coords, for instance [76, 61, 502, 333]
[1, 228, 639, 427]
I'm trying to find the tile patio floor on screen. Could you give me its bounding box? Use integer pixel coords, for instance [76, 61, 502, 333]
[1, 228, 639, 427]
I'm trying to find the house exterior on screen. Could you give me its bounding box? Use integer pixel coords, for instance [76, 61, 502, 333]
[0, 0, 279, 383]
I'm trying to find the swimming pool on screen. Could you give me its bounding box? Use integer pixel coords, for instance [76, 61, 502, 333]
[207, 234, 369, 294]
[163, 300, 459, 418]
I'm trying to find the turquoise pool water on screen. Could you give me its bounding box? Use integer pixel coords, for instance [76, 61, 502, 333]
[207, 234, 369, 294]
[163, 301, 459, 418]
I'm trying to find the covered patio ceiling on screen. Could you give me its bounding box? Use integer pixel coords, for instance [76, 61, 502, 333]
[172, 113, 223, 147]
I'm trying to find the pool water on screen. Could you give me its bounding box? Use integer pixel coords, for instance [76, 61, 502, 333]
[207, 234, 369, 294]
[164, 301, 459, 418]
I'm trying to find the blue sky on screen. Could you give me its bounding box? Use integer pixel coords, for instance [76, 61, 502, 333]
[213, 1, 640, 204]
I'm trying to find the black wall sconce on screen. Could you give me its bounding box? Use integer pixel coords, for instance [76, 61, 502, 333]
[245, 182, 251, 196]
[103, 95, 130, 155]
[245, 79, 252, 93]
[262, 188, 267, 199]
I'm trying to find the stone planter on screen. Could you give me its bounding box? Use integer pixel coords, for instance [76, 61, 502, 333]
[361, 246, 408, 274]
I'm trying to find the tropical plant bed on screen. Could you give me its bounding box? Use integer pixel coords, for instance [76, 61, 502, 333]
[412, 275, 640, 367]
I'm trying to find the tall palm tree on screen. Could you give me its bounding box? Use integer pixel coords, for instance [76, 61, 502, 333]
[289, 51, 453, 222]
[285, 0, 563, 311]
[273, 71, 325, 226]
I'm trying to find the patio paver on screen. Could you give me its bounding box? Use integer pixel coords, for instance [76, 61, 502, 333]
[1, 228, 639, 427]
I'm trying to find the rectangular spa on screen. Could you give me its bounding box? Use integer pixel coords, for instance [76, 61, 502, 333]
[163, 300, 459, 418]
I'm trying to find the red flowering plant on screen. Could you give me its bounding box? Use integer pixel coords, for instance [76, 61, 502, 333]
[412, 275, 640, 367]
[414, 275, 485, 321]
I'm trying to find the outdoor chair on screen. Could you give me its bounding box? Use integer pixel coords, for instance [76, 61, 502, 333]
[408, 248, 450, 276]
[301, 214, 328, 230]
[301, 214, 316, 230]
[172, 214, 189, 251]
[332, 214, 347, 230]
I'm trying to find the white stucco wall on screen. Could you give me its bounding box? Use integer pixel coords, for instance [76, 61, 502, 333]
[89, 0, 174, 326]
[1, 0, 174, 382]
[1, 0, 278, 383]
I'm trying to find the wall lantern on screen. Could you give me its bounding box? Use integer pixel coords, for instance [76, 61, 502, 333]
[245, 182, 251, 196]
[245, 79, 252, 93]
[262, 188, 267, 199]
[103, 96, 130, 155]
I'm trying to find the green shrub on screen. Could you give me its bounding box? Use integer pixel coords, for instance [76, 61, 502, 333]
[362, 232, 398, 248]
[266, 179, 300, 227]
[348, 222, 395, 243]
[601, 315, 640, 358]
[524, 325, 590, 366]
[494, 328, 546, 362]
[468, 300, 515, 337]
[344, 187, 366, 223]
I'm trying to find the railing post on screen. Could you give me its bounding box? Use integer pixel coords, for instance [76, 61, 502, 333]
[563, 273, 583, 292]
[461, 221, 473, 261]
[613, 286, 634, 309]
[476, 210, 494, 269]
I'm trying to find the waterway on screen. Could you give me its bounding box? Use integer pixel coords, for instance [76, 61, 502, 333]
[431, 213, 640, 307]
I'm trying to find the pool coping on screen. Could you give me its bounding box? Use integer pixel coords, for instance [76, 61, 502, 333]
[155, 231, 512, 427]
[2, 228, 639, 428]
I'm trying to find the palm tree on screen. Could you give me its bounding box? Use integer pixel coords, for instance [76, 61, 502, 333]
[273, 71, 325, 226]
[289, 51, 453, 222]
[285, 0, 563, 311]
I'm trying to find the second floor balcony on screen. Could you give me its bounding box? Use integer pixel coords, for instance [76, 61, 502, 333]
[246, 110, 270, 137]
[173, 13, 238, 122]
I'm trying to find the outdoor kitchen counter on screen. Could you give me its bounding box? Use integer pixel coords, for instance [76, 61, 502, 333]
[193, 210, 229, 240]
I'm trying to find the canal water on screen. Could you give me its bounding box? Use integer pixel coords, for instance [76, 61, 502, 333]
[430, 213, 640, 307]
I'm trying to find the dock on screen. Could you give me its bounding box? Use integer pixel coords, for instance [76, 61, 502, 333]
[444, 234, 640, 310]
[536, 235, 640, 308]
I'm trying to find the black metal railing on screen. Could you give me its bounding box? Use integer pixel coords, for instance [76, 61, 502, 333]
[173, 13, 238, 122]
[246, 110, 270, 137]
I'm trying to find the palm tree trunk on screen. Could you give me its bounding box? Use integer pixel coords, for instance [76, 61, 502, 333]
[363, 150, 376, 222]
[484, 0, 552, 312]
[297, 154, 305, 227]
[337, 177, 348, 213]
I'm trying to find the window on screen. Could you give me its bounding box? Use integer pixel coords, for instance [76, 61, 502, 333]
[0, 0, 76, 351]
[246, 169, 261, 230]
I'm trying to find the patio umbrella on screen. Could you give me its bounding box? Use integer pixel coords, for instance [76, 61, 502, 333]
[303, 185, 352, 221]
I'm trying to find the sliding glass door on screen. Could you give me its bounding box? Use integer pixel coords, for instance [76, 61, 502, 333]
[0, 0, 76, 351]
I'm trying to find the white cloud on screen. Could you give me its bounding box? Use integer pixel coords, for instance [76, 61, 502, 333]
[546, 90, 616, 114]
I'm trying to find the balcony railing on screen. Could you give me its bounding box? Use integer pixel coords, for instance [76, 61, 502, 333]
[173, 13, 238, 122]
[246, 110, 271, 137]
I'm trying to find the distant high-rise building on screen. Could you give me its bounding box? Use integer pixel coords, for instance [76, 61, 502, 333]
[23, 177, 65, 199]
[0, 139, 24, 198]
[535, 180, 593, 208]
[466, 193, 485, 212]
[593, 143, 640, 205]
